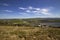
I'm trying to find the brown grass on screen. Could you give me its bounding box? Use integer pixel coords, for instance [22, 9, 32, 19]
[0, 26, 60, 40]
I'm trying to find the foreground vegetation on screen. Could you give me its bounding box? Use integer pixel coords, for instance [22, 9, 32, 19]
[0, 26, 60, 40]
[0, 18, 60, 40]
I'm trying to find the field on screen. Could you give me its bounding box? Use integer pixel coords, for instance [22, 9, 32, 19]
[0, 26, 60, 40]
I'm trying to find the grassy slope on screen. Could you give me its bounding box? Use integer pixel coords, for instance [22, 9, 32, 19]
[0, 26, 60, 40]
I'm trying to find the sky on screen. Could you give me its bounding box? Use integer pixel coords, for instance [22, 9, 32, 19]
[0, 0, 60, 19]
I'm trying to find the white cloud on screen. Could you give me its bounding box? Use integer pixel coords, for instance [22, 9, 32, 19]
[40, 9, 49, 15]
[26, 10, 31, 13]
[19, 7, 26, 10]
[34, 8, 40, 11]
[41, 9, 48, 13]
[0, 3, 9, 6]
[3, 10, 13, 12]
[41, 12, 49, 15]
[19, 6, 52, 15]
[19, 6, 41, 10]
[28, 6, 33, 9]
[3, 3, 8, 6]
[32, 11, 38, 13]
[28, 6, 41, 11]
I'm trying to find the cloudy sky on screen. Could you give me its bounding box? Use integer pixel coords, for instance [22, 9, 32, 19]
[0, 0, 60, 19]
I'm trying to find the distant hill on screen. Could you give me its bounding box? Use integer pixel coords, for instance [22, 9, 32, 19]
[0, 18, 60, 27]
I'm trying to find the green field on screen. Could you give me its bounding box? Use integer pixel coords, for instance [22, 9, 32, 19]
[0, 26, 60, 40]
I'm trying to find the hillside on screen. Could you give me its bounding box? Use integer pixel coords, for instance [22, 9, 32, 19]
[0, 18, 60, 27]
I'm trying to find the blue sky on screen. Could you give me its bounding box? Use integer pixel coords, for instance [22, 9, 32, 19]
[0, 0, 60, 19]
